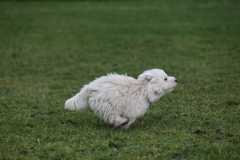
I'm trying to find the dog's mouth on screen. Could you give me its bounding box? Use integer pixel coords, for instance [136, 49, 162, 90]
[172, 86, 176, 89]
[165, 86, 176, 93]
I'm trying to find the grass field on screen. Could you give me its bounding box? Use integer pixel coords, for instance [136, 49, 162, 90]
[0, 0, 240, 159]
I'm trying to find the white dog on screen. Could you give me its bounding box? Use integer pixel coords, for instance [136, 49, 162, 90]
[65, 69, 177, 128]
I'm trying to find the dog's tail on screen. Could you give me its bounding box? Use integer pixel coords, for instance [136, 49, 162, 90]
[65, 87, 90, 111]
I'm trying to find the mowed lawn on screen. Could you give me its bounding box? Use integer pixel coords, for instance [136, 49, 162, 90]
[0, 0, 239, 159]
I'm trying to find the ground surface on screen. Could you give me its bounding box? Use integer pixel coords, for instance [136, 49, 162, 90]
[0, 1, 239, 159]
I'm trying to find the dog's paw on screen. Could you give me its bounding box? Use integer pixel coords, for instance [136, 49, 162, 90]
[114, 117, 129, 127]
[121, 118, 136, 129]
[121, 124, 130, 129]
[121, 118, 129, 126]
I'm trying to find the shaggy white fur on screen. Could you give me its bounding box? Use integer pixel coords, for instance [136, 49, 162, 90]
[65, 69, 177, 128]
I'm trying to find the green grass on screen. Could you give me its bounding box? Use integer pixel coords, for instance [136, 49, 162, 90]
[0, 0, 239, 159]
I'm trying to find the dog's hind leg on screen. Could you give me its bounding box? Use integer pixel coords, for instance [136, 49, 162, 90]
[93, 103, 129, 127]
[106, 112, 129, 127]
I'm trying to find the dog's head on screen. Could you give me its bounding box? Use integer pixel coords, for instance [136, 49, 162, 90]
[138, 69, 177, 102]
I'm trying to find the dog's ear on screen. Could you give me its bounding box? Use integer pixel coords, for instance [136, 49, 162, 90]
[138, 71, 153, 82]
[145, 74, 153, 81]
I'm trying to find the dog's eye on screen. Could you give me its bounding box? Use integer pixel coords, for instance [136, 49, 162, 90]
[164, 77, 168, 81]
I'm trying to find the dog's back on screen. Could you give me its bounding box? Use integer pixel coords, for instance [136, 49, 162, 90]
[65, 73, 137, 111]
[86, 73, 136, 91]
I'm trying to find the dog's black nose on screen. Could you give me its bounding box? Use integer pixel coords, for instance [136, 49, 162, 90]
[175, 79, 178, 83]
